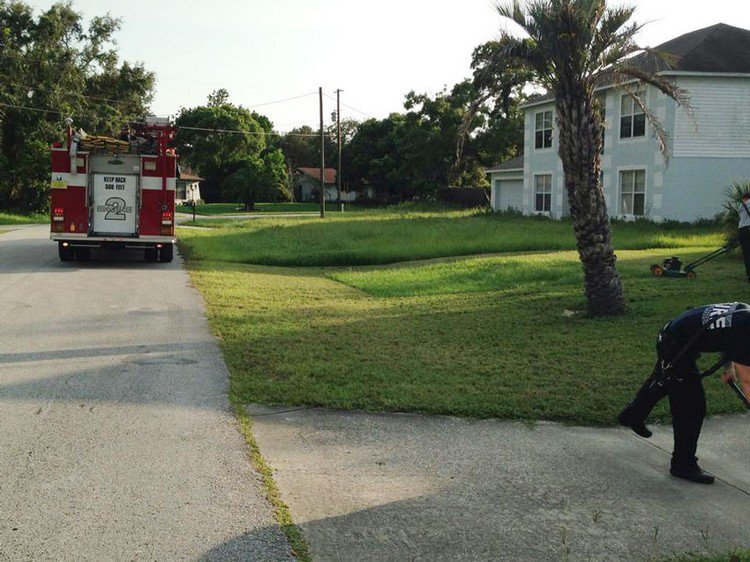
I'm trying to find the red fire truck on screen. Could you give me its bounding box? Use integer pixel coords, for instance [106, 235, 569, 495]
[50, 116, 177, 262]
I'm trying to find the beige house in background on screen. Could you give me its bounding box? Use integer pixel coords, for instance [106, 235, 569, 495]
[294, 167, 356, 202]
[176, 168, 203, 203]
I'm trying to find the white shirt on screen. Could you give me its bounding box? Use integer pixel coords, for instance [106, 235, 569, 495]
[740, 199, 750, 229]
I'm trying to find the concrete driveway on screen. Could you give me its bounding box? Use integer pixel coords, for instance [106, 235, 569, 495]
[0, 226, 292, 561]
[249, 404, 750, 561]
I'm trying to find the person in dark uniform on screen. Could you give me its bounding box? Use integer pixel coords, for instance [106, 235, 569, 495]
[618, 302, 750, 484]
[738, 192, 750, 282]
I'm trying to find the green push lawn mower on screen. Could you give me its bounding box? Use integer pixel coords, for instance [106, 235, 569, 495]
[650, 237, 739, 278]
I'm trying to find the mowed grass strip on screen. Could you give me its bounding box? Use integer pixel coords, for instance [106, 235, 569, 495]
[178, 210, 723, 267]
[185, 240, 748, 425]
[0, 212, 47, 225]
[329, 249, 676, 297]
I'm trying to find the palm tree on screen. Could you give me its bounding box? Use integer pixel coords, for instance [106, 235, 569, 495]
[489, 0, 687, 315]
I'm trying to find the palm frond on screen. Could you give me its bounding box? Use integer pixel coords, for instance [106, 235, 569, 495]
[495, 0, 530, 32]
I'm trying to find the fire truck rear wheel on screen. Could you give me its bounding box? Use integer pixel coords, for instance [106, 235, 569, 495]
[159, 243, 174, 263]
[145, 248, 159, 262]
[58, 242, 74, 262]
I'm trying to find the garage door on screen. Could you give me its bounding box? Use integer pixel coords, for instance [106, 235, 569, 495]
[494, 179, 524, 212]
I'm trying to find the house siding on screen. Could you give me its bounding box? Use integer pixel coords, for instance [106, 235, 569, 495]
[662, 157, 750, 221]
[513, 75, 750, 222]
[524, 108, 564, 217]
[673, 76, 750, 158]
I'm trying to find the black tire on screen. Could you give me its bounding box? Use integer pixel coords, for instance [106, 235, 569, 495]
[145, 248, 158, 262]
[58, 242, 74, 262]
[159, 243, 174, 263]
[75, 247, 90, 261]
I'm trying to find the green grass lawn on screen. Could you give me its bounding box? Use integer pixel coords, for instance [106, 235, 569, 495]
[0, 211, 47, 225]
[178, 210, 723, 267]
[179, 210, 747, 425]
[175, 202, 360, 215]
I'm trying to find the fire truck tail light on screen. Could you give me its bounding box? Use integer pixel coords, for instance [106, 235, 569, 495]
[161, 211, 173, 225]
[53, 207, 64, 222]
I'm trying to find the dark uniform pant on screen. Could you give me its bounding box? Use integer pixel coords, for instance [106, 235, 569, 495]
[627, 336, 707, 467]
[739, 226, 750, 280]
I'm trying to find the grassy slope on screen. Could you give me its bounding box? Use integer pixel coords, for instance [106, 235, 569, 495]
[0, 212, 47, 225]
[181, 212, 745, 425]
[178, 211, 722, 267]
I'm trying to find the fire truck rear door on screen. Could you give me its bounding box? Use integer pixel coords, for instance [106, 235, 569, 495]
[91, 173, 138, 236]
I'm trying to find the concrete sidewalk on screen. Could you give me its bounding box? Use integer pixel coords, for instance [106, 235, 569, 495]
[248, 405, 750, 561]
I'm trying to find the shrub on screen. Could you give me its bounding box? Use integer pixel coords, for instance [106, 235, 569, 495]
[721, 181, 750, 241]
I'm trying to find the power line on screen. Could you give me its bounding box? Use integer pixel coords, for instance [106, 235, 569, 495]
[0, 102, 331, 138]
[1, 75, 319, 115]
[0, 103, 329, 138]
[0, 101, 63, 115]
[178, 125, 328, 138]
[247, 91, 318, 108]
[323, 92, 374, 119]
[0, 75, 132, 107]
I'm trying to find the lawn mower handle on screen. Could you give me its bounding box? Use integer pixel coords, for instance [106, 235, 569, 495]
[729, 380, 750, 410]
[699, 355, 750, 410]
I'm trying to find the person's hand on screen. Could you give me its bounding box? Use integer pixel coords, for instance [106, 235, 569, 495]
[721, 362, 737, 384]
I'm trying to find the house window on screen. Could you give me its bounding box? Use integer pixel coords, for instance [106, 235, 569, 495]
[620, 94, 645, 139]
[535, 110, 553, 149]
[619, 169, 646, 216]
[534, 174, 552, 213]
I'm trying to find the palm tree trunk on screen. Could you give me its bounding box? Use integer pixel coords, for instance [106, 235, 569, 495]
[556, 86, 627, 316]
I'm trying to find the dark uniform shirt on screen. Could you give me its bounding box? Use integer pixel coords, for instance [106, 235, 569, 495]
[660, 302, 750, 366]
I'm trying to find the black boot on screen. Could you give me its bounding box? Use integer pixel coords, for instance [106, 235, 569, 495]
[618, 404, 653, 438]
[619, 361, 669, 438]
[670, 458, 714, 484]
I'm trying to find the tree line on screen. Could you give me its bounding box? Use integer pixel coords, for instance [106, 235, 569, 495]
[1, 0, 686, 314]
[0, 1, 153, 212]
[0, 1, 529, 213]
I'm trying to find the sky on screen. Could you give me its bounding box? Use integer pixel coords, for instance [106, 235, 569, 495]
[28, 0, 750, 132]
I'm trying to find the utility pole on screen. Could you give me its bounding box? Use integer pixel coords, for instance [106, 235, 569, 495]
[336, 89, 342, 211]
[319, 86, 325, 218]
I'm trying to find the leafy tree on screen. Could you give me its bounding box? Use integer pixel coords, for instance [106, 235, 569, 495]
[461, 39, 532, 171]
[492, 0, 686, 315]
[223, 148, 289, 210]
[279, 125, 320, 172]
[207, 88, 230, 107]
[278, 117, 358, 201]
[343, 80, 525, 200]
[174, 92, 267, 202]
[344, 113, 409, 201]
[0, 1, 154, 212]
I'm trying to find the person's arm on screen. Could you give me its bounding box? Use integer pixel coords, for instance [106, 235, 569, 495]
[734, 363, 750, 398]
[720, 361, 736, 384]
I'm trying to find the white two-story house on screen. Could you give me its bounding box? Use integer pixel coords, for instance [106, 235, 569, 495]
[488, 23, 750, 222]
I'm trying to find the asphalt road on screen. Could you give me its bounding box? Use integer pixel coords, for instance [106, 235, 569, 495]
[0, 226, 293, 561]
